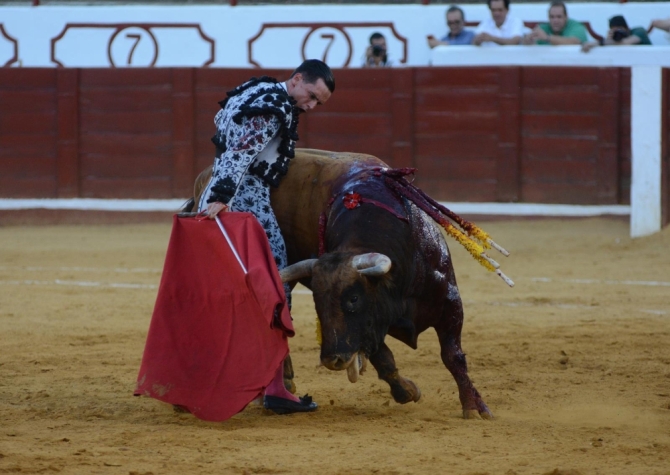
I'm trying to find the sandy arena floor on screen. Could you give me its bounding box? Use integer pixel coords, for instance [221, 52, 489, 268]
[0, 217, 669, 475]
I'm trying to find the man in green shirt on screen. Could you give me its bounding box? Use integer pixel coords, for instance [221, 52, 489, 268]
[524, 1, 588, 45]
[582, 14, 652, 52]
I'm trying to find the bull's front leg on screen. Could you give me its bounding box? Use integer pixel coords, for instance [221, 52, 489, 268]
[436, 329, 493, 420]
[369, 342, 421, 404]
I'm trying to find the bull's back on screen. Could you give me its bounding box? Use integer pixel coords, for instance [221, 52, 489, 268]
[272, 149, 387, 263]
[191, 148, 387, 264]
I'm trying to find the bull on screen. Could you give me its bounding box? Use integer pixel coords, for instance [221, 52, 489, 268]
[186, 148, 509, 419]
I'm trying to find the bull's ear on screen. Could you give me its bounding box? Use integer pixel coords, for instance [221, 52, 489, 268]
[352, 253, 392, 276]
[279, 259, 317, 283]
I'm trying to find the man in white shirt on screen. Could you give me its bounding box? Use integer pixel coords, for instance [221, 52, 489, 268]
[473, 0, 526, 46]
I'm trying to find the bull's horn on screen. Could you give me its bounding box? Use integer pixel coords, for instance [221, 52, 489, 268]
[279, 259, 317, 283]
[352, 253, 392, 276]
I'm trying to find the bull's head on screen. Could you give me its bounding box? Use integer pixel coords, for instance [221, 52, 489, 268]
[280, 252, 392, 381]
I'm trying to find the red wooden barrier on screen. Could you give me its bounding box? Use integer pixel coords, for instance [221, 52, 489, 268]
[0, 69, 58, 198]
[0, 67, 645, 204]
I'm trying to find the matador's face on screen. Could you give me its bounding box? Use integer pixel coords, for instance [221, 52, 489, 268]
[287, 73, 331, 113]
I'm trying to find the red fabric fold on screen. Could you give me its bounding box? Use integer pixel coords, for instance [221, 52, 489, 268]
[134, 213, 293, 422]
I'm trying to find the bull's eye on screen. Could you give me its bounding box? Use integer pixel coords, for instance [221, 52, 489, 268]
[341, 282, 365, 314]
[344, 294, 362, 313]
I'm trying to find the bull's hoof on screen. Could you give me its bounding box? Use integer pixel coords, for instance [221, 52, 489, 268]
[390, 378, 422, 404]
[411, 386, 422, 403]
[462, 408, 494, 420]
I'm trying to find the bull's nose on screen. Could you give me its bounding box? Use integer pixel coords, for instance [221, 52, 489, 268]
[321, 354, 354, 371]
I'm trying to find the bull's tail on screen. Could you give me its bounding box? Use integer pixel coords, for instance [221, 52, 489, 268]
[180, 197, 196, 213]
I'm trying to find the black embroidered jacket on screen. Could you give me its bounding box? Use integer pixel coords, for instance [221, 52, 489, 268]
[206, 76, 300, 205]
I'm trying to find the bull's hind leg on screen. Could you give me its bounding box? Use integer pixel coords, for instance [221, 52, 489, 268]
[435, 328, 493, 420]
[370, 342, 421, 404]
[283, 355, 296, 394]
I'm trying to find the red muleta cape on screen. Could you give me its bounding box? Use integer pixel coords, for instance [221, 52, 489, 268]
[134, 213, 294, 421]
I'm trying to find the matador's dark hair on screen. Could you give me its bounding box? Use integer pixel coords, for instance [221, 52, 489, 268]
[290, 59, 336, 93]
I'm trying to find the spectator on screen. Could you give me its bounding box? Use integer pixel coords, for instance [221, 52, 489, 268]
[363, 32, 392, 67]
[473, 0, 526, 46]
[427, 6, 476, 47]
[523, 1, 588, 45]
[650, 18, 670, 32]
[582, 15, 651, 52]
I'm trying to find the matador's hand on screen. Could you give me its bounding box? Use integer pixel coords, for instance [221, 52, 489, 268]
[206, 202, 229, 219]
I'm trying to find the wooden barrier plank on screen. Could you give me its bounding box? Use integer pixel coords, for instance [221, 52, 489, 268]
[0, 178, 56, 198]
[80, 134, 171, 156]
[522, 159, 596, 183]
[618, 69, 632, 205]
[390, 67, 413, 169]
[497, 67, 521, 202]
[417, 112, 499, 135]
[522, 89, 600, 113]
[80, 88, 172, 111]
[333, 69, 392, 89]
[56, 68, 79, 198]
[521, 113, 600, 138]
[0, 90, 57, 113]
[79, 110, 173, 134]
[319, 88, 390, 114]
[416, 178, 497, 202]
[0, 111, 55, 135]
[0, 157, 55, 176]
[522, 67, 600, 88]
[415, 90, 499, 114]
[81, 154, 170, 178]
[595, 68, 620, 204]
[0, 69, 58, 198]
[521, 182, 604, 204]
[0, 136, 56, 160]
[307, 134, 391, 160]
[195, 90, 227, 107]
[0, 68, 55, 88]
[414, 157, 496, 180]
[415, 134, 498, 160]
[414, 67, 500, 87]
[195, 141, 215, 162]
[79, 69, 172, 88]
[307, 114, 390, 136]
[171, 69, 195, 198]
[195, 109, 220, 130]
[523, 136, 598, 162]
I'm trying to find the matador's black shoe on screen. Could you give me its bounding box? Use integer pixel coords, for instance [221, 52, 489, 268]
[263, 394, 318, 415]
